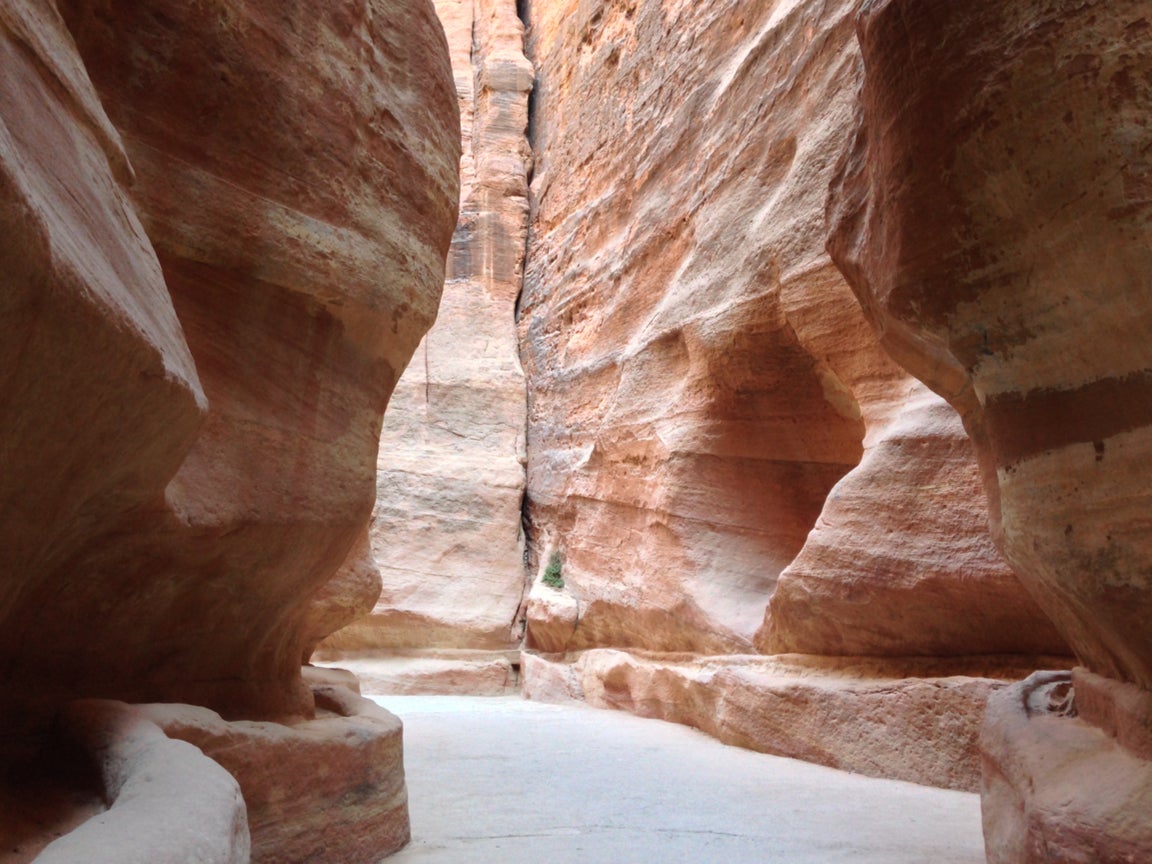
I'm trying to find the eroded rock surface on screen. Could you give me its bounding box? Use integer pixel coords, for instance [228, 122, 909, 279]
[2, 1, 457, 859]
[763, 382, 1066, 657]
[519, 0, 1053, 664]
[828, 0, 1152, 692]
[320, 0, 532, 656]
[0, 0, 460, 722]
[523, 650, 1061, 792]
[827, 0, 1152, 858]
[519, 0, 909, 654]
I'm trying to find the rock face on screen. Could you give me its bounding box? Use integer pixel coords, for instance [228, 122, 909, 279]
[0, 0, 459, 723]
[762, 381, 1067, 657]
[321, 0, 532, 656]
[1, 0, 457, 860]
[520, 0, 897, 654]
[523, 650, 1057, 793]
[518, 0, 1058, 661]
[827, 0, 1152, 858]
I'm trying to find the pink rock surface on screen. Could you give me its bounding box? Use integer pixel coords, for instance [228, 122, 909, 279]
[35, 701, 249, 864]
[0, 0, 459, 723]
[828, 0, 1152, 692]
[523, 650, 1064, 792]
[827, 1, 1152, 856]
[141, 688, 409, 864]
[763, 382, 1066, 657]
[322, 0, 532, 655]
[981, 671, 1152, 864]
[519, 0, 911, 655]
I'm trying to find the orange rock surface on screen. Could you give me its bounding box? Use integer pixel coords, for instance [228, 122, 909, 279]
[518, 0, 1055, 662]
[321, 0, 533, 655]
[763, 382, 1066, 657]
[828, 0, 1152, 859]
[0, 0, 460, 721]
[1, 1, 458, 859]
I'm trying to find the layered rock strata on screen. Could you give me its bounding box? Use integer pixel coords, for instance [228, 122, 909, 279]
[518, 0, 1057, 662]
[523, 650, 1065, 792]
[319, 0, 532, 657]
[827, 0, 1152, 857]
[1, 0, 458, 859]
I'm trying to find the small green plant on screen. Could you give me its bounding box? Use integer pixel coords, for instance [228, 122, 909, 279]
[541, 551, 564, 589]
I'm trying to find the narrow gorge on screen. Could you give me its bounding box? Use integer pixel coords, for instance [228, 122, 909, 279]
[2, 0, 1150, 862]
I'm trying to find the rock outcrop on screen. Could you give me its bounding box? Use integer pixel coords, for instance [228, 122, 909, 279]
[518, 0, 1057, 662]
[524, 651, 1065, 792]
[1, 0, 458, 860]
[762, 382, 1066, 657]
[827, 0, 1152, 858]
[319, 0, 532, 658]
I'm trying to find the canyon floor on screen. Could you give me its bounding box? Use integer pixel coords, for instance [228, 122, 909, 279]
[377, 695, 985, 863]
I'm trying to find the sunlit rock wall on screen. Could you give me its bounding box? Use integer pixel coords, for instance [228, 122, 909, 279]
[518, 0, 1057, 658]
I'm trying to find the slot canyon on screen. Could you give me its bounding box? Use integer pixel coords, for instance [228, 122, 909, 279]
[1, 0, 1150, 862]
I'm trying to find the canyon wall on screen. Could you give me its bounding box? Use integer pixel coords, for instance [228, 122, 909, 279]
[320, 0, 533, 659]
[0, 0, 458, 859]
[518, 0, 1060, 663]
[827, 0, 1152, 858]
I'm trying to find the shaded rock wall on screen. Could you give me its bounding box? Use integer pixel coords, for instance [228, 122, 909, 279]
[321, 0, 533, 655]
[1, 6, 458, 863]
[0, 0, 459, 725]
[827, 0, 1152, 858]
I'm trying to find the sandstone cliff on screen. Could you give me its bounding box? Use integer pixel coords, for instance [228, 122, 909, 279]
[518, 0, 1059, 663]
[320, 0, 533, 658]
[0, 0, 459, 859]
[827, 0, 1152, 858]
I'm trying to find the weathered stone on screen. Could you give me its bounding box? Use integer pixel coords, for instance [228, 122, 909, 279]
[523, 650, 1065, 792]
[981, 670, 1152, 864]
[35, 701, 249, 864]
[322, 0, 532, 656]
[141, 687, 408, 864]
[0, 0, 462, 719]
[827, 0, 1152, 856]
[763, 382, 1067, 657]
[518, 0, 1013, 655]
[828, 0, 1152, 691]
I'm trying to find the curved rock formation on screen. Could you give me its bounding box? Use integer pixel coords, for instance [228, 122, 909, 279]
[0, 0, 460, 722]
[828, 0, 1152, 692]
[763, 382, 1066, 657]
[520, 0, 904, 654]
[827, 0, 1152, 858]
[320, 0, 532, 657]
[2, 0, 458, 860]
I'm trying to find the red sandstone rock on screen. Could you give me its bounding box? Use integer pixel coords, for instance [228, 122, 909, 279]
[763, 382, 1066, 657]
[828, 0, 1152, 691]
[141, 689, 409, 864]
[321, 0, 532, 656]
[0, 1, 206, 735]
[981, 671, 1152, 864]
[827, 0, 1152, 856]
[0, 0, 461, 720]
[36, 701, 249, 864]
[519, 0, 912, 654]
